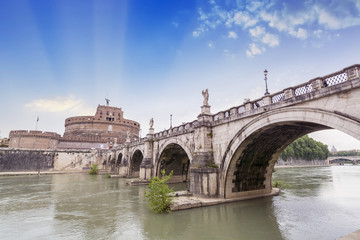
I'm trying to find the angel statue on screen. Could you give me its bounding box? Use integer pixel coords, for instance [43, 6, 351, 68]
[202, 89, 209, 106]
[149, 118, 154, 128]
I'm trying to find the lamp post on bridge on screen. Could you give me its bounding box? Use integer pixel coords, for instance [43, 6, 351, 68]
[170, 114, 172, 128]
[264, 69, 269, 95]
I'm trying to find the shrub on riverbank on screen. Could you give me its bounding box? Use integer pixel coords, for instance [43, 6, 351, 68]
[145, 170, 174, 213]
[89, 163, 99, 175]
[272, 180, 289, 189]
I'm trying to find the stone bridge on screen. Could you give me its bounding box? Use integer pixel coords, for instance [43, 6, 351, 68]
[104, 64, 360, 200]
[328, 156, 360, 165]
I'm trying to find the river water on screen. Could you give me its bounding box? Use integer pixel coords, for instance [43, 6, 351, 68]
[0, 166, 359, 240]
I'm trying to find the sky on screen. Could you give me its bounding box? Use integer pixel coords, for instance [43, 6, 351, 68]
[1, 0, 360, 151]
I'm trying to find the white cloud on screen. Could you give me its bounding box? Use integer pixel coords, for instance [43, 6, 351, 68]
[193, 30, 202, 38]
[223, 49, 236, 59]
[246, 43, 264, 57]
[193, 0, 360, 56]
[249, 26, 265, 37]
[209, 0, 216, 5]
[262, 33, 279, 47]
[208, 42, 215, 48]
[246, 1, 264, 12]
[232, 11, 258, 28]
[25, 95, 93, 115]
[228, 31, 238, 39]
[172, 21, 179, 28]
[291, 28, 308, 39]
[313, 29, 323, 38]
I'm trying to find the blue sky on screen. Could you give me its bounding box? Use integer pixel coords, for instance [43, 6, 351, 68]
[1, 0, 360, 150]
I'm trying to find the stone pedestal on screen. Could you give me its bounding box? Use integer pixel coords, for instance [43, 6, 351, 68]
[201, 105, 211, 114]
[148, 128, 154, 135]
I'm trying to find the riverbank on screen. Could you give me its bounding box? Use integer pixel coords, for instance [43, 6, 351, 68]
[338, 229, 360, 240]
[275, 164, 330, 168]
[0, 170, 89, 176]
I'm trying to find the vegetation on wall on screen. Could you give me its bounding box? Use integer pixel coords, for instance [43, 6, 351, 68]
[280, 135, 330, 161]
[145, 170, 174, 213]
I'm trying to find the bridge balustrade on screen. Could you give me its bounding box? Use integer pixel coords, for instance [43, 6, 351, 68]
[272, 92, 285, 103]
[253, 99, 264, 109]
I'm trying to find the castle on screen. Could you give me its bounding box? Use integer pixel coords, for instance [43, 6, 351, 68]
[9, 105, 140, 149]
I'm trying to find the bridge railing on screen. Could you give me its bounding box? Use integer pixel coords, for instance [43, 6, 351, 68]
[153, 120, 197, 139]
[211, 64, 360, 124]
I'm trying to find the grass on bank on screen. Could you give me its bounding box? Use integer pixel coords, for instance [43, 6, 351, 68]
[89, 163, 99, 175]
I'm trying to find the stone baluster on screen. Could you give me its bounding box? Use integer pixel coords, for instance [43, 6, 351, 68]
[218, 112, 225, 120]
[345, 65, 360, 80]
[244, 98, 253, 111]
[230, 107, 237, 116]
[310, 78, 323, 91]
[284, 88, 295, 99]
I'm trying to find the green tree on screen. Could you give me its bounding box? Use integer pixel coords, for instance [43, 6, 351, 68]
[280, 135, 330, 161]
[145, 170, 174, 213]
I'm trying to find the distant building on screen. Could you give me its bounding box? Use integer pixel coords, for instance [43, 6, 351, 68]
[331, 145, 338, 155]
[9, 104, 140, 150]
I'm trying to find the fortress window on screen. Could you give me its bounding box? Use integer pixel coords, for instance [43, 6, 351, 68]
[107, 111, 109, 115]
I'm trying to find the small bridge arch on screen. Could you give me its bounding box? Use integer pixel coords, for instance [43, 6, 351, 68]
[156, 139, 193, 183]
[129, 148, 144, 177]
[221, 107, 360, 198]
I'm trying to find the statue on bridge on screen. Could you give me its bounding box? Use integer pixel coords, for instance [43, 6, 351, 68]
[149, 118, 154, 129]
[202, 89, 209, 106]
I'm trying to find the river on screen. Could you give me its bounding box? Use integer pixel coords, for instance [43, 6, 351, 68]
[0, 165, 359, 240]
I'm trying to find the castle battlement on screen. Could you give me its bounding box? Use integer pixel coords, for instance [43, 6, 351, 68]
[9, 130, 61, 139]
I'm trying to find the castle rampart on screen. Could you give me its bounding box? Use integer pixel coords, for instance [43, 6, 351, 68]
[8, 104, 140, 150]
[9, 130, 61, 149]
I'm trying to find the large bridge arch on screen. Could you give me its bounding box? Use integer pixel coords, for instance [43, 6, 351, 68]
[221, 107, 360, 199]
[155, 139, 192, 183]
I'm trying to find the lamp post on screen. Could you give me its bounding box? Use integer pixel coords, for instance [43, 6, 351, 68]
[170, 114, 172, 128]
[264, 69, 269, 95]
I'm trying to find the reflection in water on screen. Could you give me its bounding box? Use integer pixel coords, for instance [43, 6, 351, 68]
[272, 166, 360, 240]
[144, 198, 283, 240]
[0, 166, 360, 239]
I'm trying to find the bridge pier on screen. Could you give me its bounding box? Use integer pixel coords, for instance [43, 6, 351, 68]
[189, 104, 220, 197]
[139, 129, 154, 180]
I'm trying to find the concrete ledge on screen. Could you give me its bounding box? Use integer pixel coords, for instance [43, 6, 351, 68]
[110, 175, 124, 178]
[126, 179, 150, 185]
[170, 188, 280, 211]
[0, 170, 88, 176]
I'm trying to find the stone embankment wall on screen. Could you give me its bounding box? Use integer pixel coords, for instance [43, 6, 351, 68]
[0, 149, 105, 172]
[0, 149, 55, 171]
[276, 158, 329, 166]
